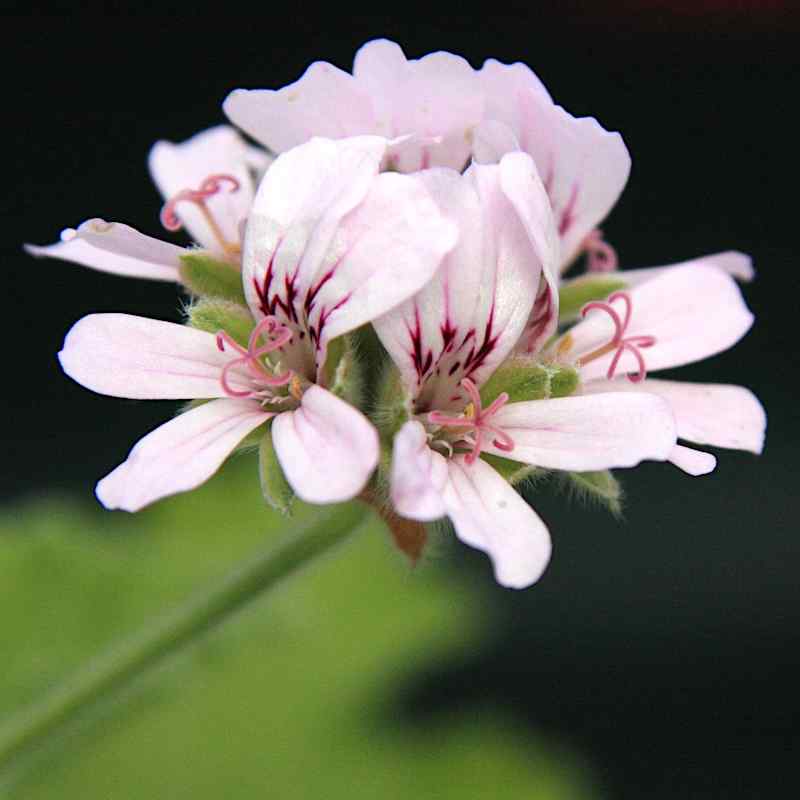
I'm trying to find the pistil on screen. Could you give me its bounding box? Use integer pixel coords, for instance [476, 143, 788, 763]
[161, 174, 242, 260]
[216, 316, 293, 402]
[428, 378, 515, 465]
[582, 228, 618, 273]
[577, 291, 656, 382]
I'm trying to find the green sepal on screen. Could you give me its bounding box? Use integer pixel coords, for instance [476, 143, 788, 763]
[179, 251, 247, 305]
[321, 335, 362, 405]
[558, 275, 628, 324]
[481, 454, 544, 487]
[372, 363, 413, 443]
[187, 298, 255, 348]
[563, 470, 623, 516]
[479, 358, 579, 406]
[258, 422, 295, 515]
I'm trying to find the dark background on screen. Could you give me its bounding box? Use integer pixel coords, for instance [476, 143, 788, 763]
[4, 6, 798, 798]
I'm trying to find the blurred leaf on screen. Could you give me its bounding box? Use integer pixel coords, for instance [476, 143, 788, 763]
[0, 459, 596, 799]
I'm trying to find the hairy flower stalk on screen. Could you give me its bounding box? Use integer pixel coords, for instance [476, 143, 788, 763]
[0, 502, 371, 770]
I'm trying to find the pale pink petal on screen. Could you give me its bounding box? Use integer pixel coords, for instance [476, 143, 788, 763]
[270, 386, 379, 504]
[244, 145, 274, 178]
[58, 314, 251, 399]
[584, 377, 765, 454]
[615, 251, 755, 288]
[390, 421, 448, 521]
[472, 120, 520, 164]
[96, 399, 270, 512]
[568, 263, 754, 380]
[442, 457, 552, 589]
[148, 125, 254, 254]
[353, 39, 483, 171]
[244, 136, 456, 378]
[668, 444, 717, 476]
[484, 392, 676, 470]
[479, 58, 631, 269]
[373, 153, 553, 410]
[499, 152, 561, 354]
[223, 63, 376, 153]
[25, 221, 182, 281]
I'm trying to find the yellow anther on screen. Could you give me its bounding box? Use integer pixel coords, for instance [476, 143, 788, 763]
[556, 333, 574, 358]
[289, 375, 304, 401]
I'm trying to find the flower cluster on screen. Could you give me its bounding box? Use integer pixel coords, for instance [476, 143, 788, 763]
[29, 39, 765, 589]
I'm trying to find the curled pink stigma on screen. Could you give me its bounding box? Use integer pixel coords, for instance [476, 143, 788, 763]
[579, 291, 656, 382]
[160, 174, 242, 257]
[428, 377, 515, 465]
[216, 316, 293, 399]
[582, 228, 618, 273]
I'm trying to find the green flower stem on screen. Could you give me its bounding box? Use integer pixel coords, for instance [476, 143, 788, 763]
[0, 502, 370, 770]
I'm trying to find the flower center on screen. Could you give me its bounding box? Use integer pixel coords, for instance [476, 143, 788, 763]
[427, 378, 515, 465]
[161, 174, 242, 260]
[216, 316, 295, 403]
[582, 228, 618, 273]
[577, 291, 656, 382]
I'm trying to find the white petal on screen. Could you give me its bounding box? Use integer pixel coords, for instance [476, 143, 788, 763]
[499, 152, 561, 354]
[25, 221, 182, 281]
[485, 392, 676, 469]
[353, 39, 483, 171]
[479, 58, 630, 268]
[443, 457, 552, 589]
[224, 62, 376, 152]
[243, 136, 455, 378]
[471, 120, 520, 164]
[97, 399, 269, 511]
[584, 377, 765, 454]
[270, 386, 379, 504]
[390, 421, 448, 521]
[616, 251, 755, 288]
[373, 153, 552, 410]
[58, 314, 251, 399]
[568, 263, 754, 380]
[668, 444, 717, 476]
[148, 125, 254, 254]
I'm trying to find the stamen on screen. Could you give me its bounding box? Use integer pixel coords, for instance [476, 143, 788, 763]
[216, 316, 293, 400]
[577, 291, 656, 382]
[582, 228, 618, 273]
[428, 378, 515, 465]
[161, 174, 242, 259]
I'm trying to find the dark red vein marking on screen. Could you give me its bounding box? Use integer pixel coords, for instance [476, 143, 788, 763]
[558, 183, 579, 237]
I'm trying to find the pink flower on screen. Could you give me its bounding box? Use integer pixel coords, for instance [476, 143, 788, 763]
[372, 154, 677, 588]
[223, 38, 630, 272]
[553, 263, 765, 474]
[59, 136, 457, 511]
[26, 126, 263, 280]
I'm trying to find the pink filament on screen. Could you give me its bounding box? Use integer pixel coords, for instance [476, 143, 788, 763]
[583, 228, 618, 273]
[160, 174, 241, 232]
[428, 377, 515, 465]
[580, 291, 656, 382]
[216, 316, 293, 398]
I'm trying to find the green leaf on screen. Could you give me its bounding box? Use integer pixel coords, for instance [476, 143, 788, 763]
[562, 470, 623, 516]
[558, 275, 628, 324]
[258, 423, 295, 515]
[187, 299, 254, 347]
[480, 358, 579, 406]
[179, 252, 247, 305]
[480, 454, 544, 487]
[0, 462, 597, 799]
